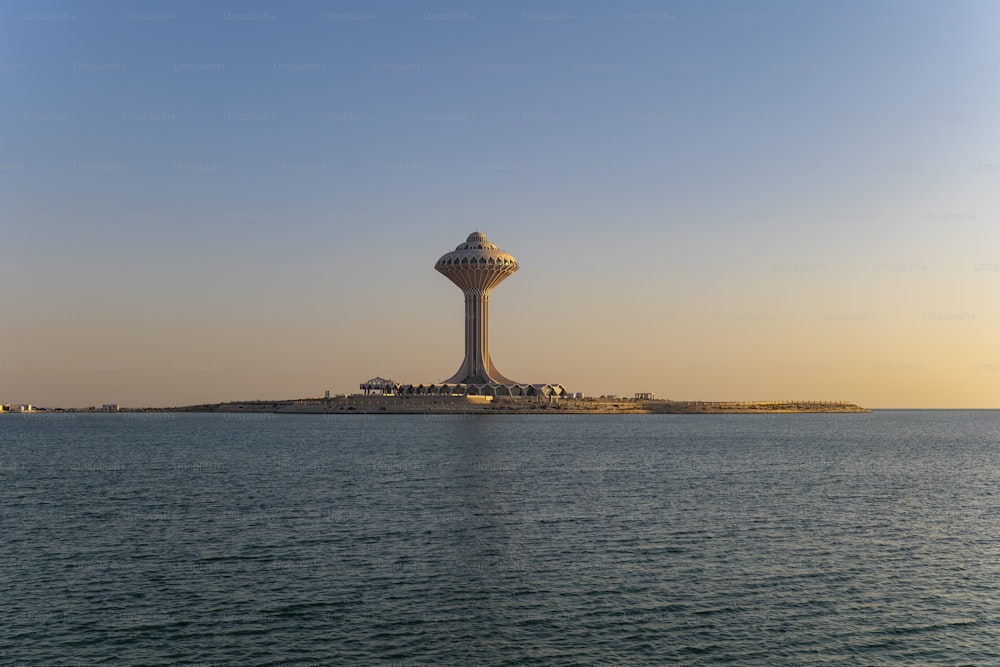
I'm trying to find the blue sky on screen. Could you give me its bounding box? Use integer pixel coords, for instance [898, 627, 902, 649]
[2, 0, 998, 407]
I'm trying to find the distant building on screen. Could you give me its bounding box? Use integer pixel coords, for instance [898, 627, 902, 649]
[635, 392, 655, 400]
[102, 404, 120, 412]
[360, 377, 399, 396]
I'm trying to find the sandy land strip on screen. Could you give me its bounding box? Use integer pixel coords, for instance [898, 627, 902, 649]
[168, 397, 870, 415]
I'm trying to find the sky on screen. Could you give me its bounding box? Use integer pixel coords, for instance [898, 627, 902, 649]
[1, 0, 998, 409]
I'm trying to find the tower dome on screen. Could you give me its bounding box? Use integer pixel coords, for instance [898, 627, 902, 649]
[435, 231, 518, 293]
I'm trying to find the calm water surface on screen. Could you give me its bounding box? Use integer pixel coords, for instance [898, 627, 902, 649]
[2, 411, 999, 665]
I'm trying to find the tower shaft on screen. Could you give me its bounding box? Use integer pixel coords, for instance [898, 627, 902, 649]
[443, 290, 513, 385]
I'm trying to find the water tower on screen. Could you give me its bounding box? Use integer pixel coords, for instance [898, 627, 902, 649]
[435, 231, 519, 385]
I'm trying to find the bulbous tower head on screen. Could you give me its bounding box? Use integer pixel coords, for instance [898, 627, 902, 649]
[434, 232, 519, 385]
[435, 231, 518, 293]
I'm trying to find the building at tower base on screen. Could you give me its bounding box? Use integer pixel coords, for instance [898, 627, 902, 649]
[369, 381, 568, 399]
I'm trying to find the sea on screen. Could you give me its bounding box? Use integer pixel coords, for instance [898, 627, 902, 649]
[1, 410, 998, 665]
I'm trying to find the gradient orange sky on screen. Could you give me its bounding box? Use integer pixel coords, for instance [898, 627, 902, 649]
[2, 1, 998, 408]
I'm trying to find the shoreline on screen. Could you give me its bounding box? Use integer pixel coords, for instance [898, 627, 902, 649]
[167, 396, 871, 415]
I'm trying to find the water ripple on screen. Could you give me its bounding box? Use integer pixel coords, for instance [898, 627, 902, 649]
[1, 411, 999, 664]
